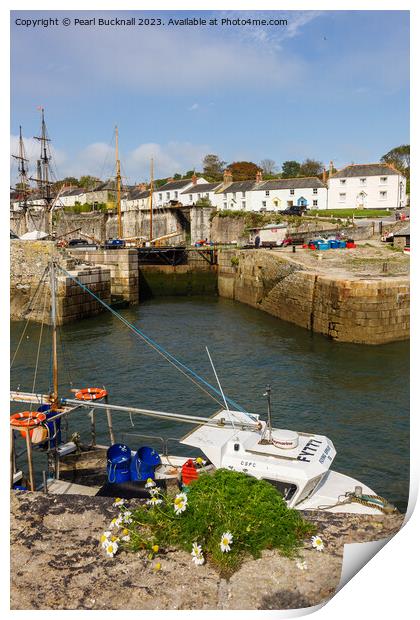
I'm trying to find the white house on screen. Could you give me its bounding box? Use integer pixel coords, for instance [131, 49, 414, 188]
[251, 177, 327, 211]
[153, 175, 207, 208]
[214, 170, 327, 212]
[180, 182, 222, 207]
[122, 184, 150, 212]
[57, 187, 88, 208]
[328, 163, 407, 210]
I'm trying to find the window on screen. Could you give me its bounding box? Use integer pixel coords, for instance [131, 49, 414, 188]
[380, 191, 387, 199]
[206, 193, 209, 198]
[242, 201, 246, 209]
[290, 189, 295, 195]
[158, 193, 162, 200]
[174, 191, 178, 199]
[340, 179, 346, 185]
[360, 178, 366, 185]
[265, 190, 270, 196]
[232, 192, 236, 199]
[313, 188, 318, 194]
[339, 193, 346, 201]
[313, 200, 318, 206]
[262, 201, 267, 207]
[380, 176, 388, 184]
[223, 202, 227, 209]
[242, 191, 246, 198]
[189, 194, 193, 201]
[166, 192, 170, 200]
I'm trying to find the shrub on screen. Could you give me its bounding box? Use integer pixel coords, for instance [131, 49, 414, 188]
[126, 469, 315, 577]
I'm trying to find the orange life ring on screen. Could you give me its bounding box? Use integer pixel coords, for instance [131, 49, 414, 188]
[75, 387, 108, 401]
[10, 411, 47, 440]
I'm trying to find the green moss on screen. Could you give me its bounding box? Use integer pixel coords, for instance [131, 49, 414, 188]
[127, 469, 315, 577]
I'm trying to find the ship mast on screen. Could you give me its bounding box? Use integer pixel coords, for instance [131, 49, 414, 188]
[50, 260, 59, 411]
[12, 126, 30, 229]
[149, 157, 154, 241]
[115, 126, 122, 239]
[32, 108, 55, 236]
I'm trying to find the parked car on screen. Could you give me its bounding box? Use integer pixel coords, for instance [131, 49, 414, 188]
[281, 205, 307, 216]
[105, 238, 126, 249]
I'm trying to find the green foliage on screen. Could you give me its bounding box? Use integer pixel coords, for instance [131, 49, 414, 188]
[195, 196, 213, 207]
[228, 161, 261, 181]
[128, 469, 315, 577]
[381, 144, 410, 177]
[202, 154, 226, 180]
[313, 208, 391, 218]
[64, 202, 108, 214]
[299, 158, 323, 178]
[79, 175, 101, 190]
[230, 256, 239, 267]
[282, 160, 301, 178]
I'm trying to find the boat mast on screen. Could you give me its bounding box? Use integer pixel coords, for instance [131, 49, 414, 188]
[12, 126, 30, 228]
[265, 385, 273, 443]
[149, 157, 154, 242]
[32, 108, 54, 236]
[50, 260, 59, 411]
[115, 126, 122, 239]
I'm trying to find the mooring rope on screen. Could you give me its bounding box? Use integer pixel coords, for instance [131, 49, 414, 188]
[58, 265, 257, 421]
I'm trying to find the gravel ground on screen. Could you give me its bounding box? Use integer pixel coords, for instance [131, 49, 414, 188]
[10, 492, 404, 611]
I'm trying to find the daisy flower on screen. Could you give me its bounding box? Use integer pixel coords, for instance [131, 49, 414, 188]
[147, 495, 163, 506]
[296, 559, 308, 570]
[122, 510, 133, 524]
[191, 542, 205, 566]
[173, 492, 188, 515]
[100, 531, 112, 549]
[121, 528, 130, 542]
[149, 487, 160, 497]
[145, 478, 156, 488]
[105, 540, 118, 558]
[112, 498, 124, 507]
[311, 535, 324, 551]
[109, 516, 123, 529]
[220, 532, 233, 553]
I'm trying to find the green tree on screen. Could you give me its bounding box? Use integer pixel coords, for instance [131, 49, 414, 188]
[381, 145, 410, 175]
[52, 177, 79, 191]
[228, 161, 261, 181]
[202, 154, 226, 180]
[281, 160, 301, 178]
[299, 158, 323, 177]
[79, 175, 101, 190]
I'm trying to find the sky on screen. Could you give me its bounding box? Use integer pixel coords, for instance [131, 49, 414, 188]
[10, 9, 409, 185]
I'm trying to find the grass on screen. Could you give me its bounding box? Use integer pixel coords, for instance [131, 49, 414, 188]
[312, 209, 391, 218]
[125, 469, 315, 577]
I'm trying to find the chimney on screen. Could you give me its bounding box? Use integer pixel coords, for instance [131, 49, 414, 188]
[192, 173, 198, 186]
[223, 169, 233, 186]
[255, 170, 263, 183]
[167, 177, 174, 183]
[139, 182, 147, 191]
[322, 168, 327, 184]
[329, 161, 334, 177]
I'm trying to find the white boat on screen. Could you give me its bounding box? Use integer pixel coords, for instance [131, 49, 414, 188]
[10, 260, 396, 516]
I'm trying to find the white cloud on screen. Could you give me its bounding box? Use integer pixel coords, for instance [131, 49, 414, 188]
[188, 103, 199, 111]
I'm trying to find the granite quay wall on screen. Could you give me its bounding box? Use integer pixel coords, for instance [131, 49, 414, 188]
[68, 248, 139, 304]
[218, 249, 409, 344]
[10, 241, 111, 325]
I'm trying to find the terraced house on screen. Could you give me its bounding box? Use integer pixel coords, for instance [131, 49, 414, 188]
[328, 163, 407, 210]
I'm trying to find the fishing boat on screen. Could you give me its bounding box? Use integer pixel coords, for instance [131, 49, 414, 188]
[10, 257, 397, 516]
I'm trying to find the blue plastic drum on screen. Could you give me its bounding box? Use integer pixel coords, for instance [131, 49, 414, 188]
[37, 405, 62, 449]
[130, 446, 161, 481]
[107, 443, 132, 483]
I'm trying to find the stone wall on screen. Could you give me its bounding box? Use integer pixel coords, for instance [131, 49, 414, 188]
[68, 248, 139, 303]
[10, 240, 111, 324]
[218, 249, 409, 344]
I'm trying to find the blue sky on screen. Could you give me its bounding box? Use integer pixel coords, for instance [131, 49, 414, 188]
[10, 10, 409, 184]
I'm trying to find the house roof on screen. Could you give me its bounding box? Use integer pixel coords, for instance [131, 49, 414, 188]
[60, 187, 85, 197]
[260, 177, 326, 190]
[181, 182, 221, 195]
[128, 188, 150, 200]
[217, 180, 258, 194]
[330, 163, 400, 179]
[156, 178, 197, 192]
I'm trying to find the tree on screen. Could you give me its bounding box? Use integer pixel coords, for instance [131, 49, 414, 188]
[299, 158, 323, 177]
[381, 145, 410, 175]
[173, 173, 182, 180]
[260, 159, 278, 176]
[52, 177, 79, 191]
[202, 154, 226, 180]
[228, 161, 261, 181]
[79, 175, 101, 190]
[281, 160, 301, 178]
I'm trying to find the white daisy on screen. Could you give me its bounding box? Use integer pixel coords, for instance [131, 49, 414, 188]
[311, 535, 324, 551]
[296, 559, 308, 570]
[220, 531, 233, 553]
[191, 542, 205, 565]
[121, 528, 130, 542]
[112, 498, 124, 507]
[192, 554, 205, 566]
[105, 540, 118, 558]
[147, 495, 163, 506]
[145, 478, 156, 488]
[174, 492, 188, 515]
[149, 487, 160, 497]
[100, 531, 112, 549]
[122, 510, 133, 524]
[109, 516, 123, 529]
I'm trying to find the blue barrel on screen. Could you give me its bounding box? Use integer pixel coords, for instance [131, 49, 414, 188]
[107, 444, 131, 483]
[37, 405, 62, 449]
[130, 446, 161, 481]
[318, 242, 329, 250]
[339, 240, 347, 248]
[329, 239, 339, 249]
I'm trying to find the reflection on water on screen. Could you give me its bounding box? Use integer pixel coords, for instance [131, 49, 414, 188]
[11, 296, 409, 511]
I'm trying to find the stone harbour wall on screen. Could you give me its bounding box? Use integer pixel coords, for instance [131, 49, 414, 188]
[218, 249, 409, 344]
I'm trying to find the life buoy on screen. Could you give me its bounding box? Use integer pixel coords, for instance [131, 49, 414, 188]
[75, 387, 108, 401]
[10, 411, 47, 440]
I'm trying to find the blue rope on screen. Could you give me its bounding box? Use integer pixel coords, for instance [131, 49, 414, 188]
[58, 266, 256, 420]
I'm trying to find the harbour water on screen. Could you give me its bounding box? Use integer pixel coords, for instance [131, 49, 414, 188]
[11, 296, 410, 511]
